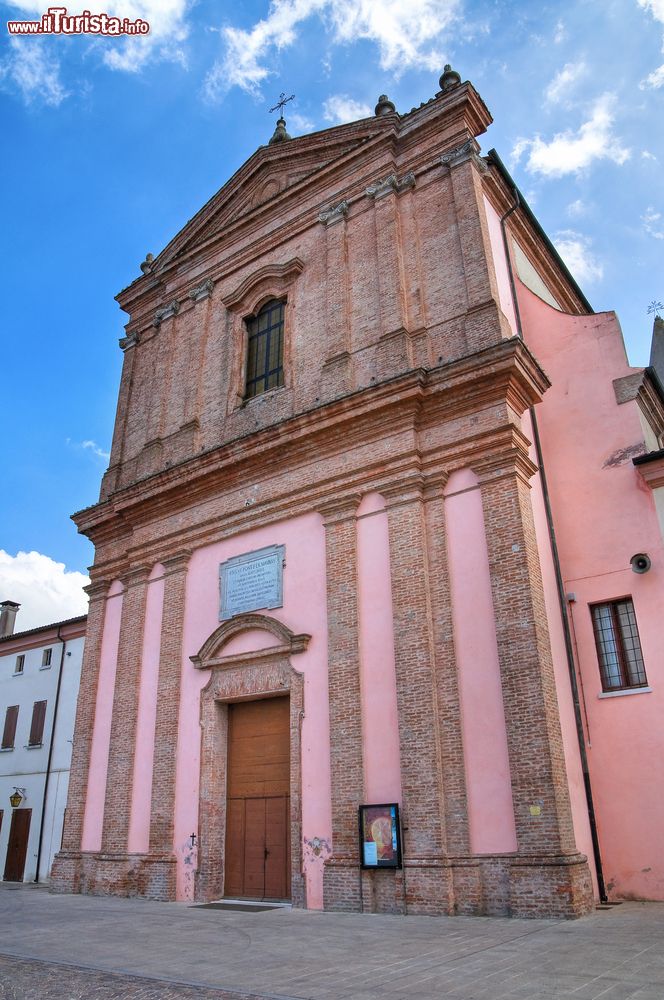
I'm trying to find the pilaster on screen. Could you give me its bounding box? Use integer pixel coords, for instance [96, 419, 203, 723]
[442, 143, 512, 352]
[475, 451, 593, 916]
[421, 474, 471, 860]
[101, 565, 151, 853]
[320, 495, 364, 911]
[148, 552, 190, 856]
[382, 476, 453, 915]
[50, 579, 110, 892]
[319, 203, 352, 399]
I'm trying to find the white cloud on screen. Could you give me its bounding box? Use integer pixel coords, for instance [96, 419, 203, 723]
[511, 94, 630, 178]
[642, 206, 664, 240]
[544, 61, 587, 105]
[0, 551, 89, 632]
[288, 111, 316, 133]
[553, 19, 566, 44]
[0, 39, 68, 106]
[323, 94, 372, 123]
[4, 0, 191, 74]
[553, 230, 603, 285]
[566, 198, 588, 218]
[66, 438, 110, 461]
[641, 64, 664, 89]
[638, 0, 664, 21]
[638, 0, 664, 88]
[204, 0, 460, 100]
[642, 150, 658, 161]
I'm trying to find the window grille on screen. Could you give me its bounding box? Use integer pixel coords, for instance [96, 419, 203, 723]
[245, 299, 285, 399]
[590, 598, 647, 691]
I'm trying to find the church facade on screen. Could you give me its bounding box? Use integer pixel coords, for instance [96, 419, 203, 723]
[51, 68, 664, 917]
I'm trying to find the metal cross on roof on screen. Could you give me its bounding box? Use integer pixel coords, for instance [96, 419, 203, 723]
[269, 92, 295, 116]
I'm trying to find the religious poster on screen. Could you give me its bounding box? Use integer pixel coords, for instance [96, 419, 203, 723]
[359, 803, 402, 869]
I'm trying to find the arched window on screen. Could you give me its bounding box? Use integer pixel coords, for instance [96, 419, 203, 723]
[245, 299, 285, 398]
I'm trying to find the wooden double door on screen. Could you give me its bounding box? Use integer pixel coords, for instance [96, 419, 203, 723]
[225, 697, 290, 901]
[3, 808, 31, 882]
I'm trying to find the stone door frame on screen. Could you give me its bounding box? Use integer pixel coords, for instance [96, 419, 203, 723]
[191, 613, 309, 905]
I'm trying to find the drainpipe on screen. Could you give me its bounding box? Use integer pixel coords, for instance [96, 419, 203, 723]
[497, 187, 607, 903]
[34, 624, 67, 883]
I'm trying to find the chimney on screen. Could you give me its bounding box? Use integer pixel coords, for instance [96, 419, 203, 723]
[0, 601, 20, 637]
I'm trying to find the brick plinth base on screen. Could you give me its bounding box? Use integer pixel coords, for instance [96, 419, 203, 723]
[324, 852, 594, 918]
[50, 851, 177, 901]
[402, 860, 455, 915]
[508, 854, 594, 919]
[323, 858, 362, 911]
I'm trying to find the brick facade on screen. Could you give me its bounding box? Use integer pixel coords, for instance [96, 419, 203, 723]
[52, 69, 597, 917]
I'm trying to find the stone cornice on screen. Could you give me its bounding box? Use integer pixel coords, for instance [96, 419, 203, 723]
[121, 564, 152, 589]
[365, 172, 415, 199]
[440, 138, 483, 170]
[318, 494, 362, 523]
[119, 331, 139, 351]
[188, 277, 214, 303]
[318, 200, 349, 225]
[73, 338, 548, 558]
[153, 300, 180, 328]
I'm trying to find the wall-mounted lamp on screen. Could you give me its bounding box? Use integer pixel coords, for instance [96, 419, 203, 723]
[10, 787, 25, 808]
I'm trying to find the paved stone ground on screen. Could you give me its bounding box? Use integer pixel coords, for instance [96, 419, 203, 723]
[1, 886, 663, 999]
[0, 955, 272, 1000]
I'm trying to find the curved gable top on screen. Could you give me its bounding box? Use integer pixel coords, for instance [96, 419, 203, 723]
[190, 612, 311, 668]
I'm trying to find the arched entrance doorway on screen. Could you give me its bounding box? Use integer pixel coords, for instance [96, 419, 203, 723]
[190, 613, 309, 905]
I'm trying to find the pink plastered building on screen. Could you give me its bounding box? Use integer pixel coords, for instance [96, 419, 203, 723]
[51, 68, 664, 915]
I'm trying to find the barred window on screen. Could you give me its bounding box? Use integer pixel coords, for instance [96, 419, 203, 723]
[245, 299, 285, 399]
[590, 598, 647, 692]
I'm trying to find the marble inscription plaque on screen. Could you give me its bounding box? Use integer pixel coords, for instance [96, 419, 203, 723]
[219, 544, 285, 620]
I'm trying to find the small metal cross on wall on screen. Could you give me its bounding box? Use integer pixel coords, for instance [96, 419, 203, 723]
[269, 92, 295, 116]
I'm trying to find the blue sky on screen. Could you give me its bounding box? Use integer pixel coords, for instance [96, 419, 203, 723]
[1, 0, 663, 627]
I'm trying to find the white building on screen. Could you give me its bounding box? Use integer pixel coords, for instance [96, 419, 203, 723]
[0, 602, 85, 883]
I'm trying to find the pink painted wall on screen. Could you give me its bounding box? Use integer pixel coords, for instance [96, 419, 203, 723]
[484, 206, 600, 889]
[444, 469, 517, 853]
[172, 512, 332, 904]
[483, 195, 518, 337]
[521, 410, 597, 893]
[81, 580, 124, 851]
[356, 493, 402, 804]
[518, 281, 664, 900]
[127, 564, 165, 854]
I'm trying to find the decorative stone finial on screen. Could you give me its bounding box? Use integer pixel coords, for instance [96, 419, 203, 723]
[269, 117, 292, 144]
[375, 94, 396, 116]
[140, 252, 154, 274]
[439, 64, 461, 93]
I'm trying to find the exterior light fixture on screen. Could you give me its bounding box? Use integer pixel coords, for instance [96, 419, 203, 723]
[10, 789, 24, 808]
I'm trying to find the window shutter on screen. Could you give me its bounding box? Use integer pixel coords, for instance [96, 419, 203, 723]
[29, 700, 47, 746]
[2, 706, 18, 749]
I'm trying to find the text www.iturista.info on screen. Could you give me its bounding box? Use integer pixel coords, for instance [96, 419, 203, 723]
[7, 7, 150, 34]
